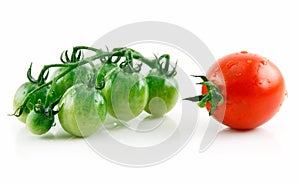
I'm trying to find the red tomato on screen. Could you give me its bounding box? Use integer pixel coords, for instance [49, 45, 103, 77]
[202, 51, 285, 130]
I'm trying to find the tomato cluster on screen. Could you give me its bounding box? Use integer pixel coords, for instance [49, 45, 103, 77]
[12, 47, 179, 137]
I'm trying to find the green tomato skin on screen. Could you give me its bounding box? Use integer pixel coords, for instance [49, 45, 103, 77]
[26, 111, 54, 135]
[97, 63, 118, 77]
[50, 66, 91, 102]
[58, 84, 107, 137]
[144, 74, 179, 117]
[13, 82, 48, 123]
[102, 71, 149, 121]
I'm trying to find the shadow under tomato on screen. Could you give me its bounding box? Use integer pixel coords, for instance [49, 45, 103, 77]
[89, 115, 179, 148]
[14, 126, 86, 159]
[40, 129, 77, 140]
[209, 126, 281, 156]
[103, 112, 169, 133]
[15, 124, 78, 142]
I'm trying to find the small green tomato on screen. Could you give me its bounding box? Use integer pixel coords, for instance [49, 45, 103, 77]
[26, 110, 54, 135]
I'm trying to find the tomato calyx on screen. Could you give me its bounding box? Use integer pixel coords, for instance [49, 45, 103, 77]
[183, 75, 224, 115]
[11, 104, 26, 118]
[60, 47, 84, 64]
[154, 54, 177, 78]
[33, 97, 60, 118]
[27, 63, 50, 85]
[107, 47, 143, 73]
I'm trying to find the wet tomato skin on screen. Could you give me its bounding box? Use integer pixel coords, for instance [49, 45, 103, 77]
[203, 51, 285, 130]
[58, 84, 107, 137]
[102, 70, 148, 121]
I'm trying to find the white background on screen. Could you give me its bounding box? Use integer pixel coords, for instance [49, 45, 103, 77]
[0, 0, 298, 184]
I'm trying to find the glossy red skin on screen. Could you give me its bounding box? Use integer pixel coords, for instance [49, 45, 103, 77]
[203, 51, 285, 130]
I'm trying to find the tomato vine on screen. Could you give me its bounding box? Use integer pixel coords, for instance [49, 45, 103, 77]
[11, 46, 178, 119]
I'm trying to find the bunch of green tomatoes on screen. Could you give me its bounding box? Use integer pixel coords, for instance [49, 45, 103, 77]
[12, 47, 179, 137]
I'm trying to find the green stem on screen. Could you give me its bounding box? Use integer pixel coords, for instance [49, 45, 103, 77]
[37, 64, 68, 85]
[73, 46, 102, 53]
[21, 51, 113, 111]
[138, 56, 158, 69]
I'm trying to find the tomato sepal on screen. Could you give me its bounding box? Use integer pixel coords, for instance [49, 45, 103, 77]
[183, 75, 224, 115]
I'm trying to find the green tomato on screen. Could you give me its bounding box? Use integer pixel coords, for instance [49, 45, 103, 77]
[26, 110, 54, 135]
[13, 82, 48, 123]
[144, 70, 179, 117]
[50, 66, 92, 102]
[58, 84, 107, 137]
[102, 70, 148, 121]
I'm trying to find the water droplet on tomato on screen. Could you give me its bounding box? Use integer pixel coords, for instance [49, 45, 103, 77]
[256, 79, 270, 87]
[226, 61, 236, 69]
[260, 60, 267, 65]
[235, 73, 242, 77]
[257, 80, 264, 85]
[247, 60, 252, 64]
